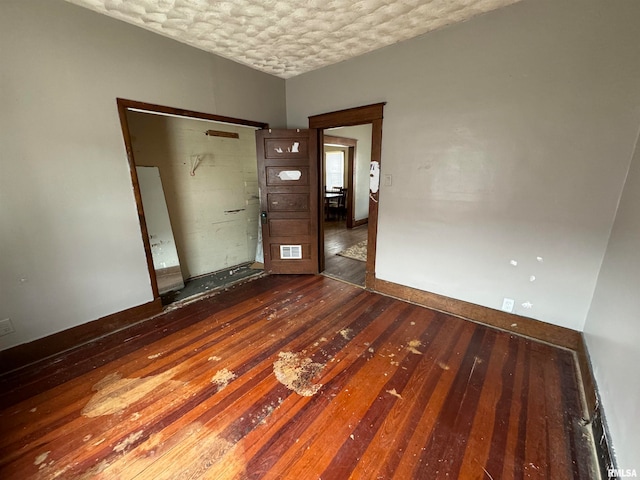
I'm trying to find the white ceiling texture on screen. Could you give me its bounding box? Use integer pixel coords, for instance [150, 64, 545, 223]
[65, 0, 520, 78]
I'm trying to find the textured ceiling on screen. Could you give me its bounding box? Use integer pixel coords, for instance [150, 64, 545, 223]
[65, 0, 521, 79]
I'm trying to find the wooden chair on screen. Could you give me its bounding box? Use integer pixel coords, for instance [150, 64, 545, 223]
[325, 187, 343, 221]
[337, 188, 347, 219]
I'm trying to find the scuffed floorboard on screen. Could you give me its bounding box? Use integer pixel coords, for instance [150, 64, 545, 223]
[0, 275, 598, 479]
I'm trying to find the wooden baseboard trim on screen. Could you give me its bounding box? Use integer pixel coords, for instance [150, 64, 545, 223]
[0, 298, 163, 375]
[373, 278, 581, 351]
[576, 333, 597, 415]
[353, 218, 368, 227]
[572, 334, 618, 480]
[591, 394, 617, 477]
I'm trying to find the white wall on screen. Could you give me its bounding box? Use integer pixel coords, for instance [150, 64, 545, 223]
[0, 0, 285, 350]
[286, 0, 640, 330]
[129, 113, 260, 279]
[584, 131, 640, 468]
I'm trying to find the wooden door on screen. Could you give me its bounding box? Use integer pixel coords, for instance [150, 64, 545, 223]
[256, 129, 319, 274]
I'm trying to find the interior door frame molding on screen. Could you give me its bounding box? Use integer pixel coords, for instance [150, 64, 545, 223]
[116, 98, 268, 300]
[309, 102, 385, 289]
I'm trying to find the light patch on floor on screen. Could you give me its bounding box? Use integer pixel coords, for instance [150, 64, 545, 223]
[437, 361, 451, 370]
[252, 398, 283, 426]
[113, 430, 144, 453]
[127, 423, 241, 479]
[273, 351, 325, 396]
[339, 328, 353, 340]
[407, 339, 423, 355]
[82, 368, 180, 417]
[169, 429, 247, 480]
[51, 463, 74, 478]
[386, 389, 403, 400]
[34, 451, 49, 466]
[211, 368, 237, 391]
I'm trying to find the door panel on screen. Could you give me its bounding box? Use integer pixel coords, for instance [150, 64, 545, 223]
[267, 193, 309, 211]
[256, 129, 319, 274]
[266, 166, 310, 185]
[264, 138, 309, 159]
[269, 219, 311, 236]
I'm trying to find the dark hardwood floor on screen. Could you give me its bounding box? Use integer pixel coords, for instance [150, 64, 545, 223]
[0, 275, 598, 479]
[323, 220, 367, 286]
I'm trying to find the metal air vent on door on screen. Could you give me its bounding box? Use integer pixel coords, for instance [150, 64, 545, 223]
[280, 245, 302, 260]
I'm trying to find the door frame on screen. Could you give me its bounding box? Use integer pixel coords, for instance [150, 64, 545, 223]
[309, 103, 385, 289]
[116, 98, 268, 301]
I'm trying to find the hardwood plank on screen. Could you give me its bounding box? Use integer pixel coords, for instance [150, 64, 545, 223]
[374, 277, 582, 350]
[0, 275, 599, 479]
[323, 220, 367, 286]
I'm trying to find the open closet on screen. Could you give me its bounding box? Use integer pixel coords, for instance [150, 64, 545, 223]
[125, 106, 265, 304]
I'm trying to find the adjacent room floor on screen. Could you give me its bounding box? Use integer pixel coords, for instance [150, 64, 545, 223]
[323, 220, 368, 287]
[0, 275, 598, 479]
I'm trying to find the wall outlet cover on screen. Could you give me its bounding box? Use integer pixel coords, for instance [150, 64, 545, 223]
[0, 318, 15, 336]
[501, 298, 515, 313]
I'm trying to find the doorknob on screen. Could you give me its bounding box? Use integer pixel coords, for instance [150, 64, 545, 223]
[261, 211, 268, 225]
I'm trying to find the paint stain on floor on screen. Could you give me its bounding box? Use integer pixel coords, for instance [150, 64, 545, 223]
[437, 361, 450, 370]
[113, 430, 144, 453]
[407, 339, 423, 355]
[386, 388, 403, 400]
[273, 351, 325, 396]
[339, 328, 353, 340]
[33, 451, 49, 466]
[82, 368, 180, 417]
[211, 368, 237, 391]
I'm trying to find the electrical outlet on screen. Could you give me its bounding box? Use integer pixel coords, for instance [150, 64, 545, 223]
[0, 318, 15, 336]
[501, 298, 515, 313]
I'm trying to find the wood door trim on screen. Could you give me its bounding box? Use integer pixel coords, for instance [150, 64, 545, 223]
[117, 101, 159, 298]
[309, 103, 386, 129]
[116, 98, 269, 301]
[309, 103, 385, 289]
[118, 98, 268, 129]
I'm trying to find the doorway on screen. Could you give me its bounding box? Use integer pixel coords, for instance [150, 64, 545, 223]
[117, 99, 268, 305]
[321, 128, 371, 286]
[309, 103, 385, 289]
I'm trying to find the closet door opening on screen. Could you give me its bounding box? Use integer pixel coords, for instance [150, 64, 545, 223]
[118, 99, 268, 305]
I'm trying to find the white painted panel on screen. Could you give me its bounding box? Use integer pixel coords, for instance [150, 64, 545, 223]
[136, 167, 181, 271]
